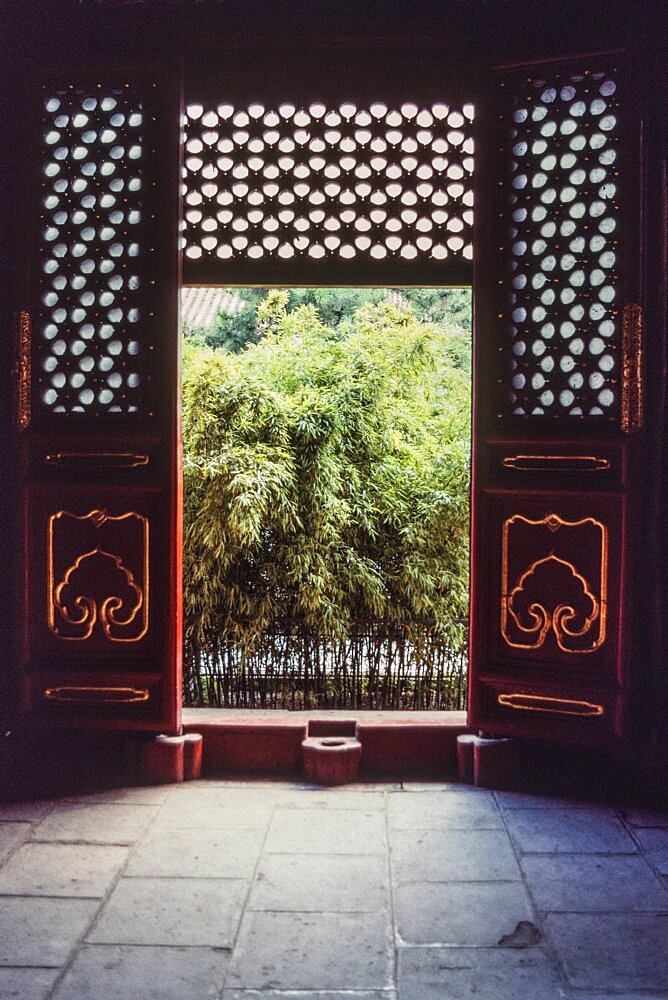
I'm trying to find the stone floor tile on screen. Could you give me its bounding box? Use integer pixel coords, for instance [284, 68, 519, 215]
[397, 946, 566, 999]
[274, 789, 386, 810]
[153, 786, 275, 830]
[395, 881, 535, 945]
[265, 808, 386, 855]
[388, 789, 502, 830]
[546, 913, 668, 991]
[87, 876, 247, 947]
[0, 800, 54, 822]
[52, 944, 229, 1000]
[0, 897, 99, 966]
[0, 967, 60, 999]
[0, 822, 32, 864]
[0, 842, 128, 897]
[401, 782, 464, 791]
[227, 911, 393, 991]
[248, 853, 389, 912]
[504, 807, 637, 854]
[620, 806, 668, 828]
[495, 791, 593, 810]
[223, 992, 396, 999]
[63, 785, 171, 805]
[126, 826, 265, 879]
[634, 827, 668, 873]
[564, 993, 668, 1000]
[33, 803, 157, 844]
[390, 828, 520, 882]
[521, 853, 668, 911]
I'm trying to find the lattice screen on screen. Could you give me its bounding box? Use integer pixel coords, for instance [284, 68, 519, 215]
[38, 86, 152, 415]
[501, 68, 621, 419]
[182, 100, 474, 266]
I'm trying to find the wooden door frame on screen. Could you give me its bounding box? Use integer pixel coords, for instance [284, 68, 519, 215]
[0, 2, 665, 782]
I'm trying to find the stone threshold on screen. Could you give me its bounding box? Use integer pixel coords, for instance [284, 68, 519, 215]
[182, 707, 469, 779]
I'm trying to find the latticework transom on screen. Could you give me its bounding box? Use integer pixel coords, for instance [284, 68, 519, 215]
[37, 85, 152, 416]
[501, 68, 621, 419]
[182, 100, 474, 267]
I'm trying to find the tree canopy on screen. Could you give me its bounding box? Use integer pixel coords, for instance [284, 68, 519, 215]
[185, 286, 471, 366]
[182, 291, 471, 655]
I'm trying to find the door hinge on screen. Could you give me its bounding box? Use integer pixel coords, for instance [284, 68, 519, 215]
[13, 310, 31, 431]
[621, 303, 643, 434]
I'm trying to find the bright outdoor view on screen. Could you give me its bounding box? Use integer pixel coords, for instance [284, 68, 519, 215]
[181, 287, 472, 710]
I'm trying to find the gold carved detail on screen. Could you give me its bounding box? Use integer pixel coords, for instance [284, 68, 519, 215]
[501, 513, 608, 654]
[48, 509, 149, 642]
[502, 455, 610, 472]
[621, 303, 643, 433]
[45, 452, 150, 469]
[497, 693, 604, 717]
[14, 310, 31, 430]
[44, 686, 150, 704]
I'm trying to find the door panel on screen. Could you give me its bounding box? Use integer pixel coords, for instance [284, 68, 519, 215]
[470, 55, 642, 746]
[12, 65, 182, 731]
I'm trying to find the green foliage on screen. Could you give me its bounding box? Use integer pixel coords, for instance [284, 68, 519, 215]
[183, 295, 471, 656]
[186, 286, 472, 362]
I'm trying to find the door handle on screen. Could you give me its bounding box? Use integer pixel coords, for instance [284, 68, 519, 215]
[502, 455, 610, 472]
[43, 686, 150, 704]
[45, 452, 150, 469]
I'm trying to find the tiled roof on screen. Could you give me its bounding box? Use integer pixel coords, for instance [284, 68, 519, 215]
[181, 287, 242, 330]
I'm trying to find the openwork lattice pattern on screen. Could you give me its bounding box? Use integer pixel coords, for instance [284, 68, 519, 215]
[38, 87, 150, 415]
[503, 69, 621, 418]
[183, 101, 474, 265]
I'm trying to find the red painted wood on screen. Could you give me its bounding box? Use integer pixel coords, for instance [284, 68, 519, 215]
[469, 54, 644, 748]
[10, 61, 183, 734]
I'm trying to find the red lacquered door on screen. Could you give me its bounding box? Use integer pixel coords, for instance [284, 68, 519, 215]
[11, 62, 183, 732]
[470, 54, 644, 746]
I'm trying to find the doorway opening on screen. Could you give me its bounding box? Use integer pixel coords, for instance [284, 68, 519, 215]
[180, 285, 472, 711]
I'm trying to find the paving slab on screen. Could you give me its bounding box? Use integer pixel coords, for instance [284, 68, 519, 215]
[87, 876, 247, 947]
[249, 852, 389, 912]
[274, 788, 387, 810]
[52, 944, 229, 1000]
[153, 786, 276, 830]
[0, 800, 55, 822]
[223, 992, 396, 999]
[390, 828, 521, 882]
[394, 880, 536, 946]
[0, 842, 128, 897]
[494, 791, 594, 810]
[564, 993, 668, 1000]
[520, 853, 668, 911]
[546, 912, 668, 991]
[0, 897, 99, 966]
[397, 946, 566, 999]
[0, 822, 32, 864]
[387, 789, 502, 829]
[126, 826, 265, 879]
[62, 785, 171, 805]
[633, 827, 668, 873]
[33, 803, 157, 844]
[620, 807, 668, 828]
[0, 967, 60, 999]
[227, 911, 393, 991]
[504, 807, 637, 854]
[265, 808, 386, 855]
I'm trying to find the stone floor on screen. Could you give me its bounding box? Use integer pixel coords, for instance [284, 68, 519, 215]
[0, 781, 666, 999]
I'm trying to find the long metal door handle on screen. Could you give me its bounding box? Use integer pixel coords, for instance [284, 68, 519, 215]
[43, 686, 150, 704]
[45, 452, 150, 469]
